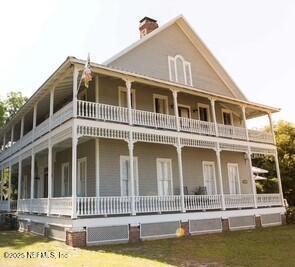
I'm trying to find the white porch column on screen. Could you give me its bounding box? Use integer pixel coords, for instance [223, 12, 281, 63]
[172, 90, 180, 131]
[125, 79, 133, 125]
[3, 134, 6, 150]
[268, 112, 276, 145]
[49, 88, 55, 129]
[241, 105, 249, 141]
[30, 150, 35, 201]
[20, 117, 24, 142]
[247, 150, 257, 208]
[8, 162, 12, 210]
[274, 151, 284, 205]
[47, 140, 52, 216]
[215, 147, 226, 210]
[210, 98, 219, 136]
[32, 104, 37, 138]
[11, 126, 14, 146]
[95, 75, 99, 102]
[18, 158, 22, 201]
[71, 125, 78, 219]
[95, 138, 100, 197]
[0, 168, 3, 200]
[73, 66, 79, 118]
[176, 142, 185, 212]
[128, 136, 136, 215]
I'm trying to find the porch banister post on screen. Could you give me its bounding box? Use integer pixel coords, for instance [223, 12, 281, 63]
[210, 97, 219, 136]
[172, 90, 180, 131]
[47, 140, 52, 216]
[125, 79, 133, 125]
[49, 87, 55, 129]
[267, 112, 276, 145]
[71, 123, 78, 219]
[128, 137, 136, 215]
[176, 142, 185, 212]
[215, 147, 225, 210]
[18, 157, 22, 203]
[0, 168, 3, 200]
[274, 150, 284, 205]
[8, 162, 12, 211]
[3, 134, 6, 150]
[73, 65, 79, 118]
[33, 104, 37, 139]
[20, 117, 24, 142]
[11, 126, 14, 146]
[242, 105, 249, 141]
[30, 150, 35, 202]
[247, 150, 257, 208]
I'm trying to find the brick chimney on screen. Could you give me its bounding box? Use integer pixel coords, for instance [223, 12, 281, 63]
[139, 17, 158, 38]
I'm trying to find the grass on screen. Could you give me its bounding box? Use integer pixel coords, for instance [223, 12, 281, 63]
[1, 225, 295, 266]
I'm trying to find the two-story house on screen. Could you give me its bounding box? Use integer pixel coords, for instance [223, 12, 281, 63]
[0, 16, 285, 247]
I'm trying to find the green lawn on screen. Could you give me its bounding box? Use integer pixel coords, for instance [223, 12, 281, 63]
[0, 225, 295, 266]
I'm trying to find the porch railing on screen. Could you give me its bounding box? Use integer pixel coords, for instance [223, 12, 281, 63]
[256, 193, 282, 207]
[49, 197, 72, 216]
[132, 110, 177, 130]
[135, 195, 182, 213]
[35, 119, 50, 139]
[78, 101, 129, 123]
[12, 193, 283, 216]
[218, 124, 248, 140]
[0, 200, 9, 211]
[51, 102, 73, 129]
[248, 129, 273, 144]
[224, 194, 255, 209]
[179, 118, 216, 136]
[76, 196, 131, 216]
[184, 195, 222, 210]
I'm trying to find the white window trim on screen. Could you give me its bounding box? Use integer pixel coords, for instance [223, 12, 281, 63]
[168, 55, 193, 86]
[221, 108, 233, 125]
[118, 86, 136, 109]
[202, 161, 217, 195]
[156, 158, 173, 196]
[153, 94, 169, 114]
[77, 157, 87, 196]
[178, 104, 191, 118]
[61, 162, 70, 196]
[227, 163, 241, 194]
[197, 103, 211, 122]
[120, 155, 139, 196]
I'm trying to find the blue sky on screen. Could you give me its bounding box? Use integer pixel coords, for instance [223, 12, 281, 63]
[0, 0, 294, 127]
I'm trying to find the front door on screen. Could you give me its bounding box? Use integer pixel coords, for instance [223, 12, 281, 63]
[228, 163, 240, 194]
[157, 158, 173, 196]
[203, 162, 217, 195]
[77, 158, 87, 197]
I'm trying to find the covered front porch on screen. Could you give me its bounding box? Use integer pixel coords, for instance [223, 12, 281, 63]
[10, 136, 283, 217]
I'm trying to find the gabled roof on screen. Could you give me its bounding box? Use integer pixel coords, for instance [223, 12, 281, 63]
[104, 15, 248, 101]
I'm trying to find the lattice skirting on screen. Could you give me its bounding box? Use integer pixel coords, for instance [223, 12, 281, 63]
[228, 215, 256, 230]
[31, 222, 45, 236]
[48, 225, 66, 241]
[261, 213, 282, 227]
[189, 218, 222, 235]
[87, 225, 129, 245]
[140, 221, 180, 240]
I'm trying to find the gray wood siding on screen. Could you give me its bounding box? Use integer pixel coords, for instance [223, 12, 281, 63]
[97, 77, 243, 126]
[108, 24, 241, 99]
[53, 139, 96, 197]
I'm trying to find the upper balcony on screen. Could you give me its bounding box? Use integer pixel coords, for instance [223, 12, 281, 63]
[0, 61, 276, 163]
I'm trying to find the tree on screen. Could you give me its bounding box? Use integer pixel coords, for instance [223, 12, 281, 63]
[253, 121, 295, 206]
[0, 91, 28, 128]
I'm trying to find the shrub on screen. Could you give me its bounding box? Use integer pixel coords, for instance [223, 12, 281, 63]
[286, 207, 295, 224]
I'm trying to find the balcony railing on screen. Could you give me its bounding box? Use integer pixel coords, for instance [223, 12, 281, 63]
[7, 193, 282, 216]
[0, 100, 275, 162]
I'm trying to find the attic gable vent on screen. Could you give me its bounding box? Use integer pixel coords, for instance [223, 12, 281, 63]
[168, 55, 193, 86]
